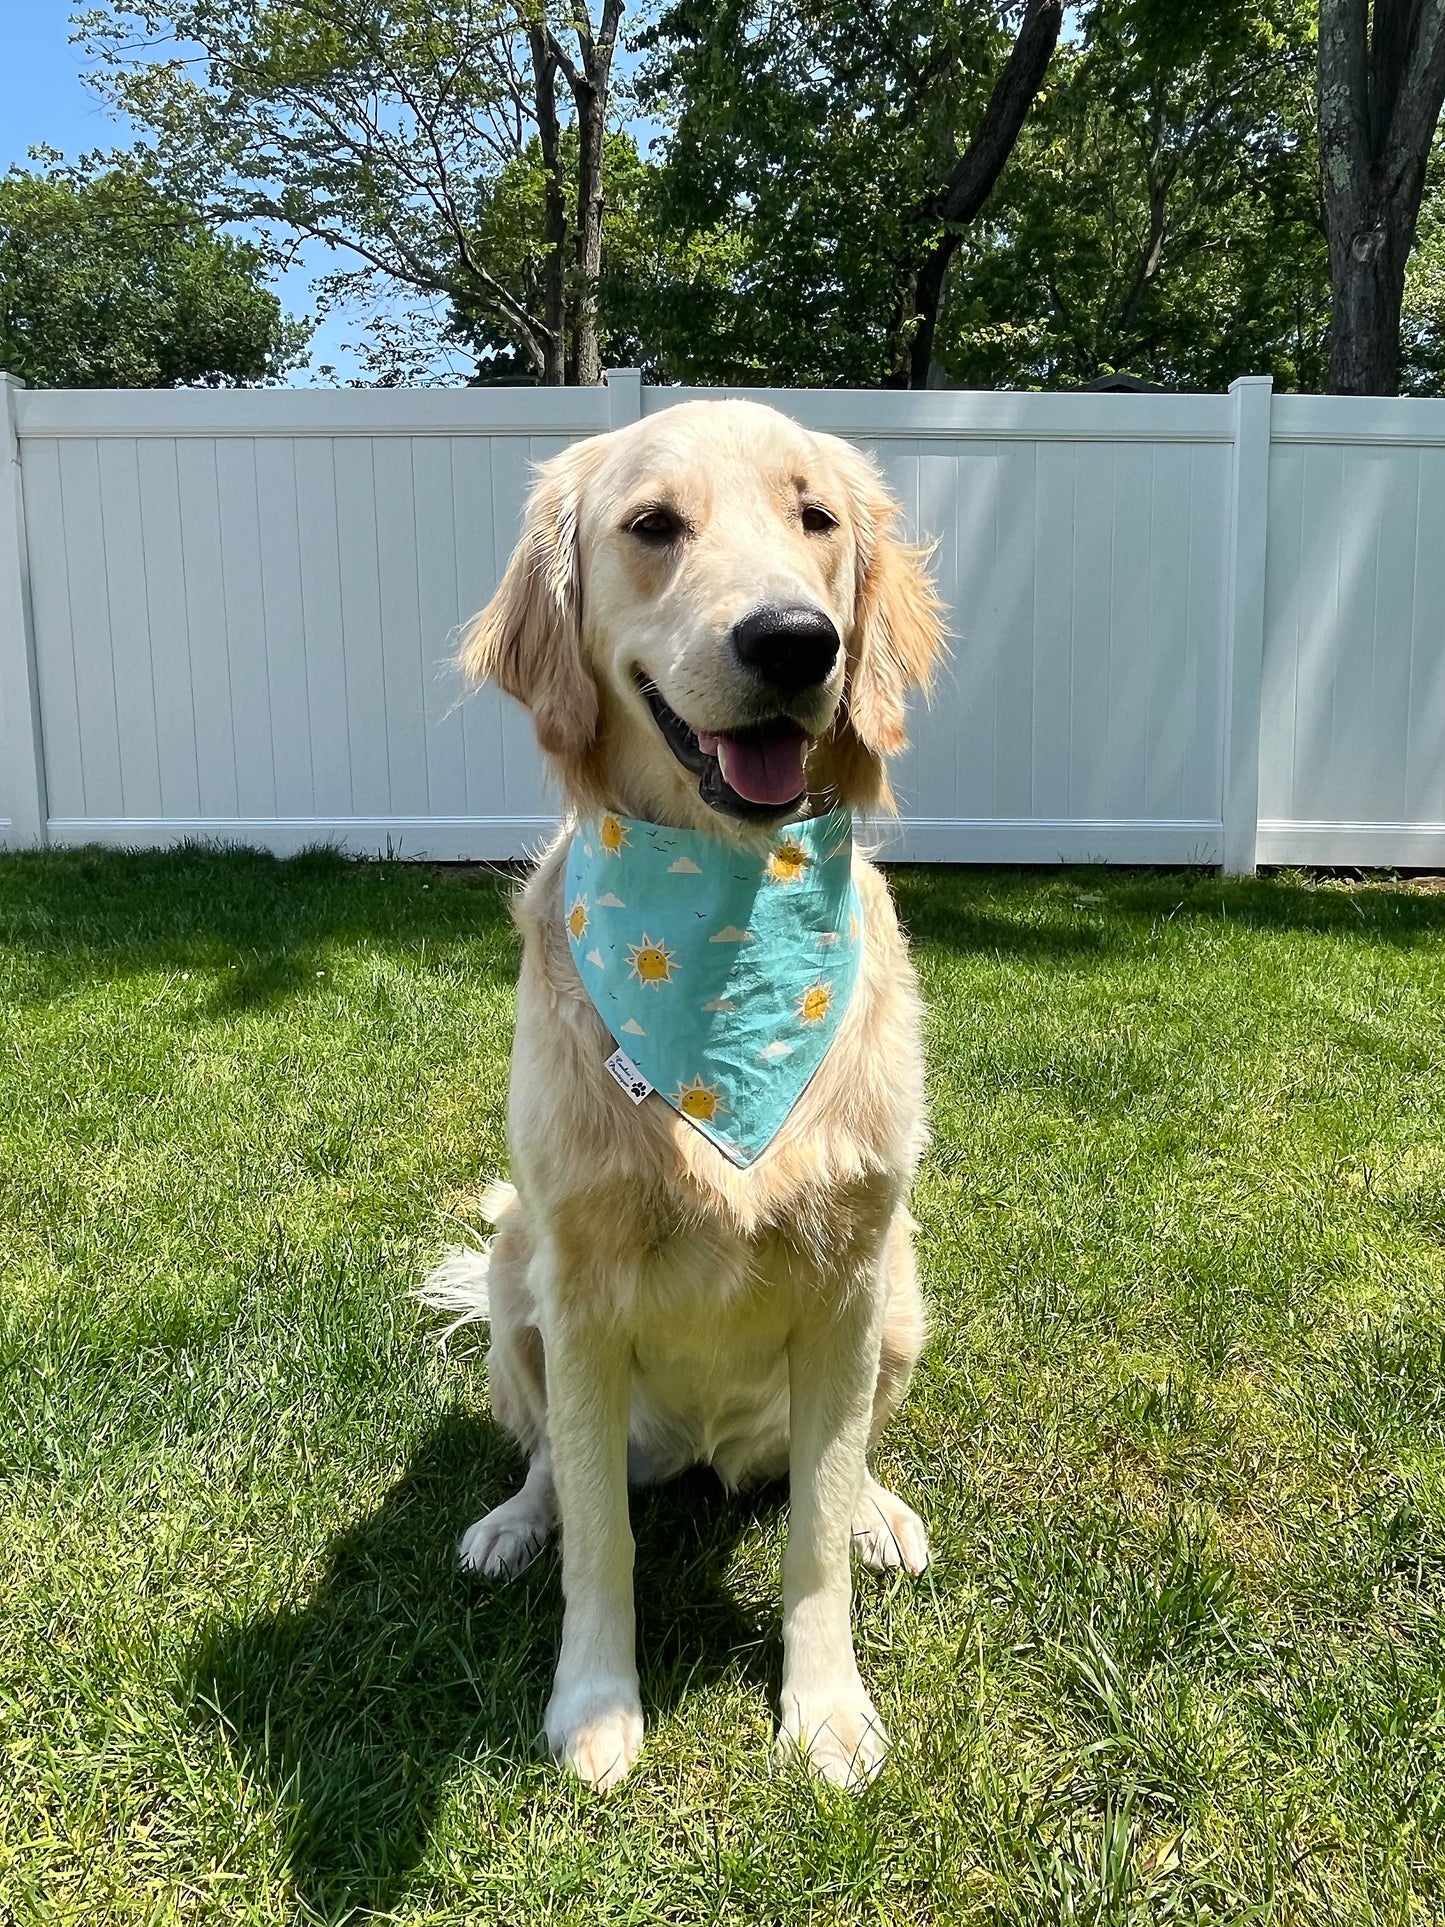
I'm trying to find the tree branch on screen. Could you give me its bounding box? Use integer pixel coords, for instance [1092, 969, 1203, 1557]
[936, 0, 1064, 229]
[1385, 0, 1445, 195]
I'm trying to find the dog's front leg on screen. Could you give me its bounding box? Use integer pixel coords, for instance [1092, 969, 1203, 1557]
[778, 1280, 888, 1788]
[537, 1274, 641, 1792]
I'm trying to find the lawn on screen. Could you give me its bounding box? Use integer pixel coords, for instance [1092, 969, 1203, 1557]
[3, 847, 1445, 1926]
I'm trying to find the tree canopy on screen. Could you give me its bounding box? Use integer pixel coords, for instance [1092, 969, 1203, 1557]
[630, 0, 1061, 386]
[938, 0, 1332, 390]
[81, 0, 634, 384]
[0, 155, 304, 388]
[7, 0, 1442, 393]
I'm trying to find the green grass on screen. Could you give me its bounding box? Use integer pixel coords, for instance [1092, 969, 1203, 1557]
[3, 848, 1445, 1925]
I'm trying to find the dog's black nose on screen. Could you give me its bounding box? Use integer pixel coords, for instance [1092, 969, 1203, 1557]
[731, 604, 841, 695]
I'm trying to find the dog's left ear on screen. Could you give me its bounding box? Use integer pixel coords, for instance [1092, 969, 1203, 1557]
[839, 452, 948, 762]
[458, 439, 600, 762]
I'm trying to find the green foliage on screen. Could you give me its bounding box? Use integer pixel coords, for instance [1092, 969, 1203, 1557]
[0, 155, 304, 388]
[939, 0, 1331, 389]
[635, 0, 1362, 392]
[635, 0, 1014, 385]
[1402, 131, 1445, 395]
[80, 0, 555, 379]
[438, 129, 724, 383]
[79, 0, 637, 384]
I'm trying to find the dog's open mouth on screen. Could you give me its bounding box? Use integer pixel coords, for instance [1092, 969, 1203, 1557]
[639, 681, 810, 818]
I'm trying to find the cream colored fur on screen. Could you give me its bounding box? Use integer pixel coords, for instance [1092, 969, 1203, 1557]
[424, 400, 945, 1792]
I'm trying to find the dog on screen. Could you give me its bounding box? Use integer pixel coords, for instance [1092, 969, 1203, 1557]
[421, 398, 946, 1791]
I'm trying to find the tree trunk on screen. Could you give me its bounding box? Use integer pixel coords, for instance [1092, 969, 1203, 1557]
[1325, 199, 1412, 393]
[900, 0, 1063, 388]
[572, 81, 606, 385]
[1318, 0, 1445, 396]
[905, 239, 955, 389]
[528, 25, 568, 386]
[557, 0, 624, 387]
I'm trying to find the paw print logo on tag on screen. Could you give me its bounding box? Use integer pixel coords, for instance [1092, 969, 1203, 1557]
[604, 1047, 653, 1105]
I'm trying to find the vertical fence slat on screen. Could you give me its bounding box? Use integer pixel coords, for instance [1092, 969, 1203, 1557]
[1221, 376, 1273, 874]
[451, 433, 504, 821]
[254, 437, 316, 817]
[1407, 447, 1445, 824]
[293, 436, 350, 815]
[0, 377, 46, 845]
[333, 439, 391, 818]
[373, 437, 430, 820]
[176, 437, 239, 819]
[413, 435, 466, 819]
[216, 438, 277, 818]
[59, 439, 126, 816]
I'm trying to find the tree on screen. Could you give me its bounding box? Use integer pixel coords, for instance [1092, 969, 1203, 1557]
[636, 0, 1061, 387]
[80, 0, 629, 384]
[1318, 0, 1445, 393]
[0, 154, 303, 387]
[937, 0, 1332, 390]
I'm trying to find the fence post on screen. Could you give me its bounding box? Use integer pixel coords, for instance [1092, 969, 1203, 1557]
[1221, 374, 1272, 875]
[0, 373, 47, 849]
[604, 366, 643, 430]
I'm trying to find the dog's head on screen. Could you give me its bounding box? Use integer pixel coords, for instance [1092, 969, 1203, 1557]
[460, 399, 946, 829]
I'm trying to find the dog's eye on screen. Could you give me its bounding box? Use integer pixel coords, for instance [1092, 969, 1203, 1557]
[628, 508, 682, 543]
[800, 503, 837, 534]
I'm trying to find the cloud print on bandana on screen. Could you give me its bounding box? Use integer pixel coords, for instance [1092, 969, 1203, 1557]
[564, 809, 863, 1167]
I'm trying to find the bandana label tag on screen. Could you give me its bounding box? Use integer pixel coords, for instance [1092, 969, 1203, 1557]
[605, 1046, 653, 1105]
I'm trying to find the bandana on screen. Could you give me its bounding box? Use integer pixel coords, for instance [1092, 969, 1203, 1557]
[564, 808, 863, 1166]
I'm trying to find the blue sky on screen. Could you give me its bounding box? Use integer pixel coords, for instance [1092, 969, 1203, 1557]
[0, 0, 369, 381]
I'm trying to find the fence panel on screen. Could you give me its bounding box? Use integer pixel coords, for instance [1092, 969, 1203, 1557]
[1258, 395, 1445, 867]
[4, 376, 1444, 867]
[11, 387, 609, 857]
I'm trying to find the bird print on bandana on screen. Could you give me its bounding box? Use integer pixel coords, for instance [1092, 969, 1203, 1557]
[564, 809, 863, 1167]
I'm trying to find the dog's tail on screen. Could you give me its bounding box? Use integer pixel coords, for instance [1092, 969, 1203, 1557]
[414, 1179, 517, 1342]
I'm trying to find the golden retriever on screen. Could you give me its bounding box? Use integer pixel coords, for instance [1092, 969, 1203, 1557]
[422, 399, 945, 1791]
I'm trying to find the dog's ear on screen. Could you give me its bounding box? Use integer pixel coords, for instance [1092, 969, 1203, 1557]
[459, 441, 599, 761]
[838, 450, 947, 767]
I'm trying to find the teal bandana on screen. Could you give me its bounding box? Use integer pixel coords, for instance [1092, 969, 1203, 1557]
[564, 808, 863, 1167]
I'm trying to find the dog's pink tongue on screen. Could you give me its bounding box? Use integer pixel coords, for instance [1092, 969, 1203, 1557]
[698, 729, 807, 806]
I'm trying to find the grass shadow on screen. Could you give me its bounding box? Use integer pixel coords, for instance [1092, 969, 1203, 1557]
[190, 1415, 781, 1919]
[0, 844, 521, 1013]
[888, 865, 1445, 962]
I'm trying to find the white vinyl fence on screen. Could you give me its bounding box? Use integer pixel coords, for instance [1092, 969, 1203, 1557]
[3, 368, 1444, 870]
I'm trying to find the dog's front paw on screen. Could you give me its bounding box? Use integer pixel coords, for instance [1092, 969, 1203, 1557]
[459, 1497, 551, 1579]
[851, 1479, 930, 1575]
[776, 1685, 889, 1788]
[544, 1677, 644, 1792]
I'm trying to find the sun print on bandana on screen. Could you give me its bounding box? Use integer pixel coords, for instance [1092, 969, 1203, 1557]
[600, 813, 629, 857]
[675, 1074, 724, 1121]
[767, 836, 811, 885]
[567, 895, 589, 942]
[628, 932, 678, 987]
[797, 980, 833, 1025]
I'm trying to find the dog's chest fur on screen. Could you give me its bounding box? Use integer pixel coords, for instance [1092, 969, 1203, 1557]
[627, 1238, 795, 1486]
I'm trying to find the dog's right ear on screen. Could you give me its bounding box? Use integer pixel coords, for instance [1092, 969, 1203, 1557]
[459, 441, 599, 761]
